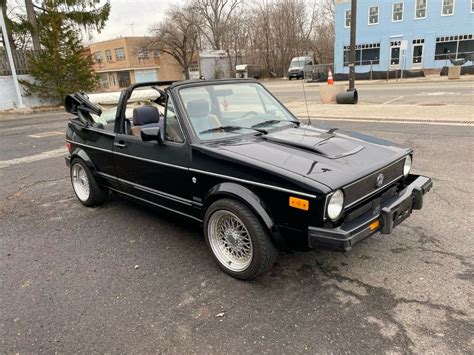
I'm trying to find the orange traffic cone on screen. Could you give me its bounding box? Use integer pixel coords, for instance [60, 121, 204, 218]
[327, 68, 334, 85]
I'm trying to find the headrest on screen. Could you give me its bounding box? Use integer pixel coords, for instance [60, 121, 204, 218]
[186, 99, 210, 118]
[133, 105, 160, 126]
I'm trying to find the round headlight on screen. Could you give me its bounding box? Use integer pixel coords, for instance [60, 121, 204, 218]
[403, 155, 412, 177]
[327, 189, 344, 220]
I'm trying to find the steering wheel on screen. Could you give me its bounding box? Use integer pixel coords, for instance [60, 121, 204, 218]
[241, 111, 259, 118]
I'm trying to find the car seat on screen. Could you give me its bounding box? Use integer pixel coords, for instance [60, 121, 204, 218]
[131, 105, 163, 138]
[186, 99, 220, 134]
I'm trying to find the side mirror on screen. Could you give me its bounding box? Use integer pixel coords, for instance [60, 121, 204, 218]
[141, 127, 163, 144]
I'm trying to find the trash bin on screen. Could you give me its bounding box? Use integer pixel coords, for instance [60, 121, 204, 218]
[448, 66, 461, 80]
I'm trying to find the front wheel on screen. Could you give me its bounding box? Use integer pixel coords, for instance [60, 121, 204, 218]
[204, 199, 278, 280]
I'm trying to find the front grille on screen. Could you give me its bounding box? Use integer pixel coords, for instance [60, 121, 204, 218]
[343, 159, 404, 208]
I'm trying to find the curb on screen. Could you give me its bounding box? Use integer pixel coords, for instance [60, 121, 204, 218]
[306, 77, 474, 87]
[301, 116, 474, 126]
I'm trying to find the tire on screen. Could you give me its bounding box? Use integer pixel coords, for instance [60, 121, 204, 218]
[204, 198, 278, 280]
[70, 158, 107, 207]
[288, 77, 292, 80]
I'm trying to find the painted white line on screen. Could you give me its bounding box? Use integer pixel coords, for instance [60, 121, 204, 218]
[28, 131, 63, 138]
[382, 96, 404, 105]
[0, 148, 67, 169]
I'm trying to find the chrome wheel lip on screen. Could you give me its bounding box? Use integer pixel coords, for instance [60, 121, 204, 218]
[71, 164, 90, 202]
[208, 210, 253, 273]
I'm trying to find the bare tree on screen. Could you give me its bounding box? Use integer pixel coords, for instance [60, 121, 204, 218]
[149, 0, 335, 79]
[191, 0, 241, 50]
[25, 0, 40, 50]
[149, 5, 200, 79]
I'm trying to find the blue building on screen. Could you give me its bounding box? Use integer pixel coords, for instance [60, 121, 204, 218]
[334, 0, 474, 73]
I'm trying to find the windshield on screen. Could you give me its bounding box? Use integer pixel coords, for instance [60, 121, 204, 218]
[179, 82, 297, 141]
[290, 58, 309, 68]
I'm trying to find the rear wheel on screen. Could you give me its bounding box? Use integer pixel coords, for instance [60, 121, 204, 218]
[70, 159, 107, 207]
[204, 199, 278, 280]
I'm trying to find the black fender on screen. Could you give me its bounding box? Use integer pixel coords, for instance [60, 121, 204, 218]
[203, 182, 286, 249]
[69, 148, 98, 177]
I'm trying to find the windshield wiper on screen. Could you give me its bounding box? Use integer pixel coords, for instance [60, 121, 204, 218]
[251, 119, 300, 128]
[199, 125, 266, 135]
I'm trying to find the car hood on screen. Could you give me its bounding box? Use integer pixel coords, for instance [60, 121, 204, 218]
[200, 125, 410, 190]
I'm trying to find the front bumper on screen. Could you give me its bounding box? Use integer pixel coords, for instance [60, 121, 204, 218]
[308, 174, 432, 251]
[288, 70, 303, 78]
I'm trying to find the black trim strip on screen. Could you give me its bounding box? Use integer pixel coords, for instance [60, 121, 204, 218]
[97, 172, 198, 206]
[108, 187, 202, 222]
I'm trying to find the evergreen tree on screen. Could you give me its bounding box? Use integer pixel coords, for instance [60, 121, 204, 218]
[21, 0, 110, 102]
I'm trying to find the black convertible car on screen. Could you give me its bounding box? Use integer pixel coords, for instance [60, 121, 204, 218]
[65, 79, 432, 280]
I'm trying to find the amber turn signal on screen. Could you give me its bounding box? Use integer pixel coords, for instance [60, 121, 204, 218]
[289, 197, 309, 211]
[369, 220, 380, 231]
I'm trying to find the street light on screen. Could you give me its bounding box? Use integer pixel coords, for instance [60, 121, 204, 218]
[0, 4, 25, 108]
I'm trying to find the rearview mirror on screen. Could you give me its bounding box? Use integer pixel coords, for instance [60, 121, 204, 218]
[214, 89, 233, 97]
[141, 127, 163, 144]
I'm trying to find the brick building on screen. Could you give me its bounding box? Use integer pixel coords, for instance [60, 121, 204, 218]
[88, 37, 183, 91]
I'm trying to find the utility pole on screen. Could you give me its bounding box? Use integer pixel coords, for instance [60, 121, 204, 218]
[348, 0, 357, 90]
[336, 0, 359, 104]
[25, 0, 40, 51]
[0, 3, 25, 108]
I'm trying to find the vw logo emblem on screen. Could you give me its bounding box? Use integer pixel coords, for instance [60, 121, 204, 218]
[375, 173, 384, 188]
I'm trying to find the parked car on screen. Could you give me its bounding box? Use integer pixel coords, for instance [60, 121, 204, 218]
[287, 56, 313, 80]
[65, 79, 432, 280]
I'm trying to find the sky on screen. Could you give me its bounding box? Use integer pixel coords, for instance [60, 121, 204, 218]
[85, 0, 184, 44]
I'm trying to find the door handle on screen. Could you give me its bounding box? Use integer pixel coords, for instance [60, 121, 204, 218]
[114, 141, 127, 149]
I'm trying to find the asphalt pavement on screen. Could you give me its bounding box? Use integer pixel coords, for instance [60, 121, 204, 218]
[1, 109, 473, 353]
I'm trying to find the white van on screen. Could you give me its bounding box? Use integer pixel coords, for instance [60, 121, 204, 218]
[287, 56, 313, 80]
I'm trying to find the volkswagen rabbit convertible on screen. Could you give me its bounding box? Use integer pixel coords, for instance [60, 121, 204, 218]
[65, 79, 432, 280]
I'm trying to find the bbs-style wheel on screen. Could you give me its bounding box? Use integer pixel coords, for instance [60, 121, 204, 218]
[70, 159, 107, 207]
[204, 198, 278, 280]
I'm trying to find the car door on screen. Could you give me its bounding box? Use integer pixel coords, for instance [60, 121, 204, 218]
[66, 94, 120, 190]
[112, 96, 196, 218]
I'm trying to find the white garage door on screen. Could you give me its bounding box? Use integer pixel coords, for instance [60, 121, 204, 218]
[134, 69, 157, 83]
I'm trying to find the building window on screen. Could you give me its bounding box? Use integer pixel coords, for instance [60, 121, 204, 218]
[115, 47, 126, 61]
[117, 71, 131, 87]
[105, 49, 112, 62]
[97, 73, 109, 89]
[137, 48, 148, 59]
[344, 10, 351, 28]
[153, 49, 160, 58]
[368, 6, 379, 25]
[412, 39, 425, 64]
[415, 0, 427, 19]
[471, 0, 474, 13]
[94, 51, 102, 63]
[343, 43, 380, 66]
[435, 34, 474, 60]
[441, 0, 454, 16]
[392, 3, 403, 21]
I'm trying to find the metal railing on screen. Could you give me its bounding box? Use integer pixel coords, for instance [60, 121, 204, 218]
[0, 49, 39, 76]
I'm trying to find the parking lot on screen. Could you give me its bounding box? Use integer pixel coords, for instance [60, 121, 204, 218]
[1, 85, 473, 353]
